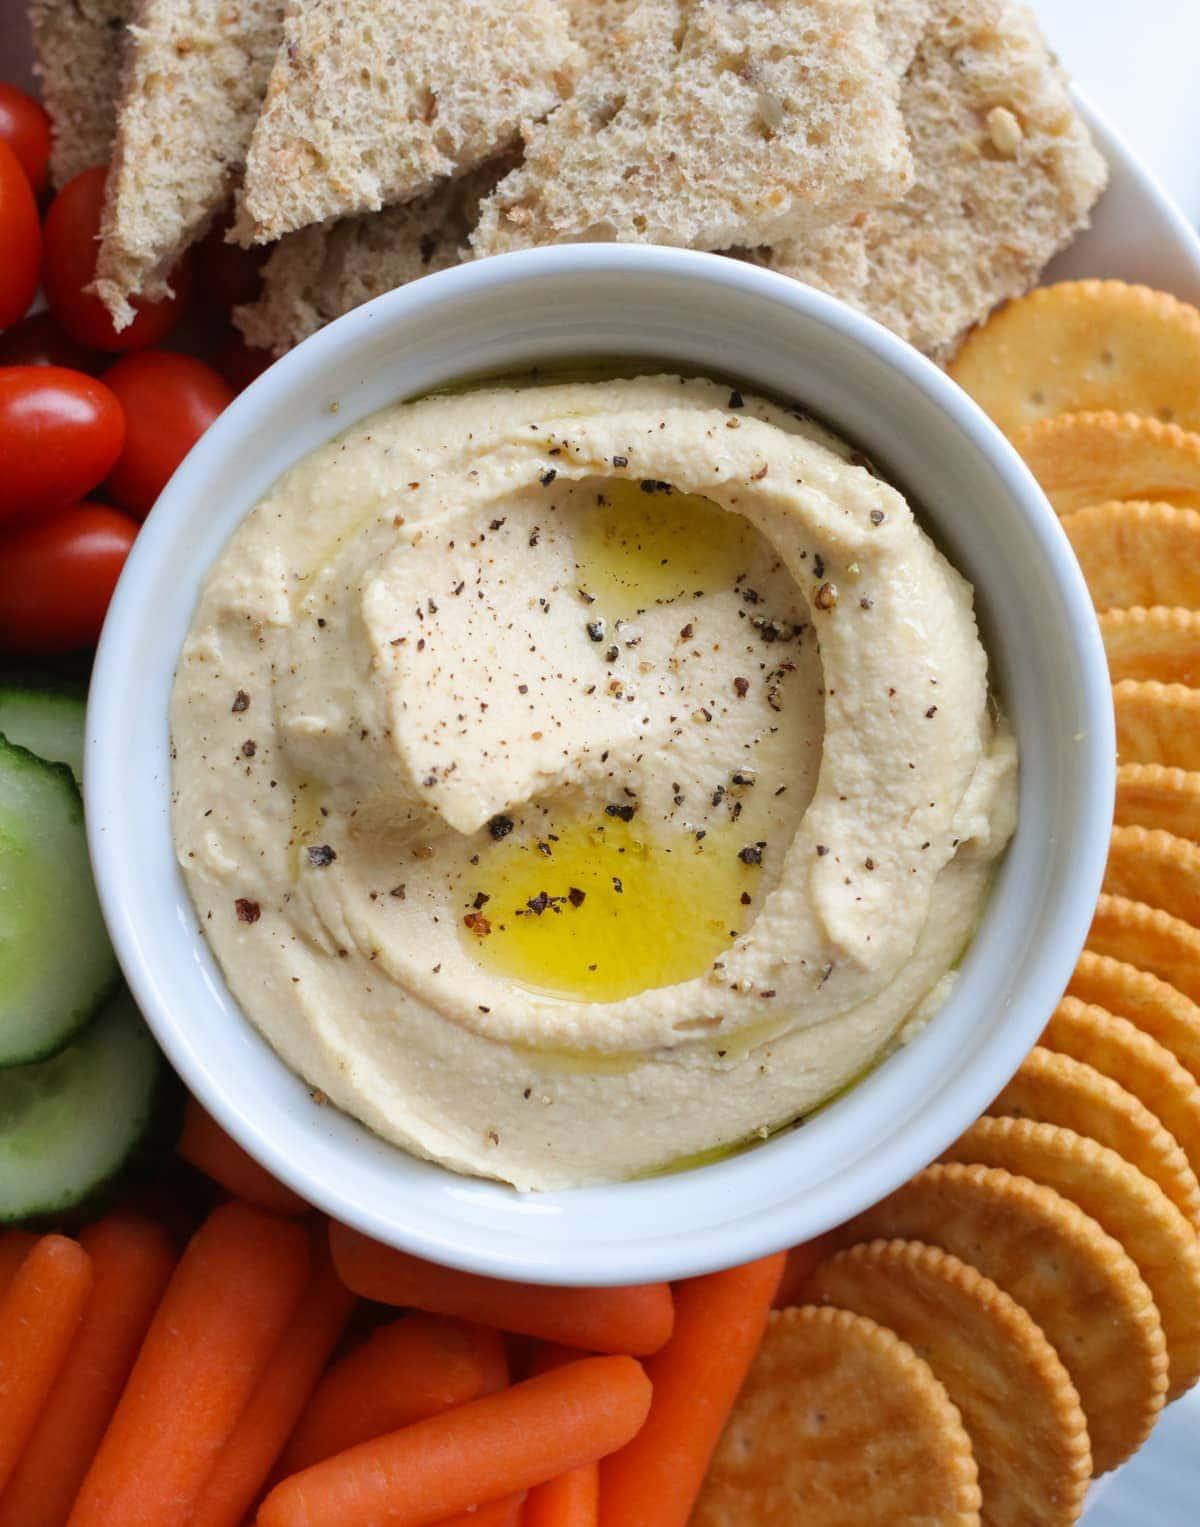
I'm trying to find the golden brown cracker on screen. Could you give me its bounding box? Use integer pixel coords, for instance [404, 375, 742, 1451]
[692, 1305, 983, 1527]
[1061, 501, 1200, 610]
[1043, 997, 1200, 1210]
[1101, 608, 1200, 685]
[1069, 949, 1200, 1083]
[1105, 824, 1200, 925]
[992, 1046, 1200, 1246]
[946, 1118, 1200, 1401]
[1090, 892, 1200, 1005]
[949, 281, 1200, 438]
[1114, 679, 1200, 770]
[838, 1163, 1167, 1473]
[1115, 762, 1200, 844]
[806, 1239, 1091, 1526]
[1014, 413, 1200, 514]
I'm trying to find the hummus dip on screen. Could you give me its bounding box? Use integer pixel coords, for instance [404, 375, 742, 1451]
[171, 375, 1017, 1189]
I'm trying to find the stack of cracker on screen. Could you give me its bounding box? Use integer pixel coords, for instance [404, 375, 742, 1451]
[694, 279, 1200, 1526]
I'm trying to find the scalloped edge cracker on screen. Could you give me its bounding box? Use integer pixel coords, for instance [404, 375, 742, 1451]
[1105, 824, 1200, 925]
[1114, 680, 1200, 771]
[1069, 948, 1200, 1083]
[1115, 763, 1200, 845]
[1062, 502, 1200, 611]
[837, 1163, 1166, 1473]
[692, 1304, 982, 1527]
[950, 281, 1200, 438]
[806, 1238, 1092, 1523]
[1090, 892, 1200, 1005]
[947, 1117, 1200, 1401]
[1101, 608, 1200, 685]
[1015, 413, 1200, 514]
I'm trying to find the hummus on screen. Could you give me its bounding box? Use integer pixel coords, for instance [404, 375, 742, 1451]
[171, 375, 1017, 1189]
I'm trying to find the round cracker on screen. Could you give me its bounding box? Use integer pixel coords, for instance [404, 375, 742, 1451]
[1101, 608, 1200, 685]
[692, 1305, 983, 1527]
[1105, 824, 1200, 924]
[1043, 997, 1200, 1210]
[1069, 949, 1200, 1083]
[806, 1239, 1091, 1526]
[1114, 679, 1200, 770]
[991, 1047, 1200, 1254]
[1015, 413, 1200, 515]
[1115, 762, 1200, 845]
[949, 281, 1200, 438]
[1062, 502, 1200, 611]
[1090, 892, 1200, 1005]
[947, 1118, 1200, 1401]
[839, 1163, 1166, 1474]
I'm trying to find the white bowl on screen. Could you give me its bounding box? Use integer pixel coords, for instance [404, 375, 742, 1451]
[86, 245, 1113, 1285]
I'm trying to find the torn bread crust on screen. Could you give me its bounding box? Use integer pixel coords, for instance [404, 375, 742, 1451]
[234, 160, 510, 356]
[93, 0, 286, 330]
[29, 0, 134, 189]
[470, 0, 913, 258]
[232, 0, 580, 246]
[759, 0, 1108, 359]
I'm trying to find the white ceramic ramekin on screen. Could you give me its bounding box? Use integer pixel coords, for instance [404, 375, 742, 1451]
[86, 245, 1114, 1285]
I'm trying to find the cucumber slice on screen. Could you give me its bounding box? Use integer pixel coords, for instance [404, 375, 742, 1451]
[0, 685, 86, 784]
[0, 737, 118, 1065]
[0, 988, 165, 1222]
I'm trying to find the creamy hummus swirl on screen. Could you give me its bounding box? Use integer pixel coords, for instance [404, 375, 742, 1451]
[171, 376, 1016, 1188]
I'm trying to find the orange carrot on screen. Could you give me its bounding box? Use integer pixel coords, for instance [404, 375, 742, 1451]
[258, 1355, 652, 1527]
[0, 1234, 93, 1494]
[523, 1345, 599, 1527]
[330, 1224, 674, 1356]
[67, 1201, 311, 1527]
[188, 1233, 355, 1527]
[772, 1237, 831, 1309]
[435, 1495, 526, 1526]
[0, 1229, 36, 1297]
[597, 1251, 785, 1527]
[277, 1314, 503, 1476]
[178, 1099, 308, 1216]
[0, 1213, 176, 1527]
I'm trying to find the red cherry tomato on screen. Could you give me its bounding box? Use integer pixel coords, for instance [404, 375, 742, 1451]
[215, 332, 272, 393]
[0, 84, 52, 196]
[197, 215, 267, 310]
[0, 311, 104, 372]
[42, 167, 194, 352]
[0, 502, 138, 653]
[0, 366, 125, 525]
[103, 350, 233, 517]
[0, 139, 40, 330]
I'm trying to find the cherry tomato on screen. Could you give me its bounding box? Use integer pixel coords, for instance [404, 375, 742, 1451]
[0, 84, 52, 196]
[197, 215, 267, 310]
[103, 350, 233, 517]
[215, 332, 272, 392]
[0, 366, 125, 524]
[42, 167, 194, 352]
[0, 502, 138, 653]
[0, 139, 40, 330]
[0, 311, 104, 372]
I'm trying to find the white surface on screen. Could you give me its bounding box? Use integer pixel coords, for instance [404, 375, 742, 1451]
[85, 242, 1113, 1284]
[1035, 0, 1200, 224]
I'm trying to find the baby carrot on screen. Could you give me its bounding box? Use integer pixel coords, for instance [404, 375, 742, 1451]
[0, 1212, 176, 1527]
[188, 1233, 355, 1527]
[258, 1355, 652, 1527]
[0, 1234, 93, 1494]
[277, 1313, 502, 1475]
[67, 1201, 311, 1527]
[178, 1099, 308, 1216]
[524, 1344, 599, 1527]
[436, 1495, 526, 1526]
[330, 1223, 674, 1356]
[0, 1228, 36, 1296]
[597, 1251, 785, 1527]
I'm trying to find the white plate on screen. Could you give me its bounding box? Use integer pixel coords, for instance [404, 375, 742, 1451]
[0, 2, 1196, 1508]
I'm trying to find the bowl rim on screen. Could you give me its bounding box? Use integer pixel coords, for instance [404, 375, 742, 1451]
[86, 243, 1115, 1283]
